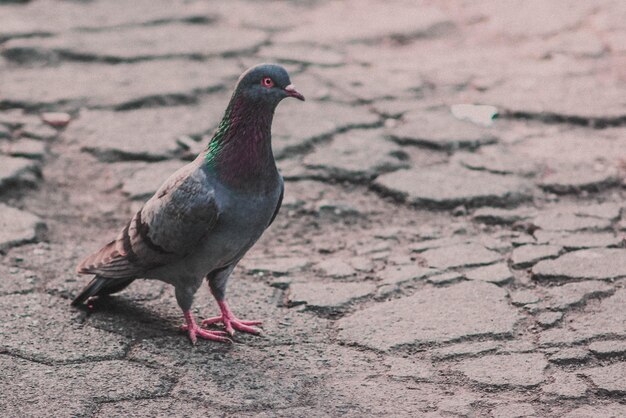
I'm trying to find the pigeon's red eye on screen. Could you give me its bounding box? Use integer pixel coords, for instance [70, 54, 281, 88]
[261, 77, 274, 88]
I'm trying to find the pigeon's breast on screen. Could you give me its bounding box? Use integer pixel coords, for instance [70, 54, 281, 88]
[180, 175, 283, 277]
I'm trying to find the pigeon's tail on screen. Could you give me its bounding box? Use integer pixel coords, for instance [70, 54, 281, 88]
[71, 275, 135, 306]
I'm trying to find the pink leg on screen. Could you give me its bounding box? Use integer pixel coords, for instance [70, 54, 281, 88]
[201, 300, 262, 336]
[180, 310, 232, 344]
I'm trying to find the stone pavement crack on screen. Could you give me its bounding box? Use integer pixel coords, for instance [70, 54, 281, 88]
[501, 110, 626, 129]
[1, 1, 626, 416]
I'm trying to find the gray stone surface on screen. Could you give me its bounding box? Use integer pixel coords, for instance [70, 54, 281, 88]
[69, 97, 228, 161]
[532, 211, 613, 232]
[536, 311, 563, 327]
[564, 404, 626, 418]
[0, 293, 130, 363]
[355, 240, 392, 257]
[276, 0, 452, 44]
[323, 377, 447, 417]
[539, 289, 626, 345]
[374, 165, 532, 209]
[474, 75, 626, 120]
[542, 371, 587, 399]
[0, 356, 170, 417]
[388, 110, 498, 150]
[532, 202, 622, 233]
[310, 62, 428, 102]
[288, 281, 376, 309]
[122, 160, 186, 199]
[20, 121, 58, 140]
[315, 200, 362, 219]
[421, 242, 501, 269]
[437, 392, 480, 416]
[4, 23, 267, 61]
[509, 234, 537, 247]
[378, 264, 435, 286]
[491, 403, 536, 418]
[0, 203, 46, 251]
[543, 281, 613, 310]
[567, 202, 622, 220]
[97, 399, 221, 418]
[410, 236, 465, 252]
[472, 207, 535, 225]
[0, 138, 46, 159]
[315, 258, 356, 278]
[426, 271, 465, 285]
[0, 265, 39, 295]
[258, 43, 345, 67]
[511, 244, 562, 268]
[0, 155, 40, 192]
[383, 357, 436, 380]
[348, 256, 374, 272]
[431, 341, 500, 360]
[588, 340, 626, 357]
[522, 31, 605, 59]
[241, 257, 310, 276]
[455, 146, 541, 177]
[164, 344, 346, 412]
[338, 281, 519, 350]
[504, 129, 621, 172]
[411, 234, 510, 254]
[473, 1, 595, 37]
[0, 0, 217, 36]
[549, 348, 589, 364]
[272, 100, 380, 159]
[302, 129, 409, 182]
[500, 340, 536, 353]
[534, 231, 624, 250]
[0, 110, 42, 128]
[581, 363, 626, 394]
[455, 353, 547, 387]
[1, 59, 239, 109]
[2, 1, 626, 415]
[510, 290, 540, 306]
[0, 124, 11, 138]
[464, 263, 513, 284]
[539, 165, 620, 194]
[533, 249, 626, 281]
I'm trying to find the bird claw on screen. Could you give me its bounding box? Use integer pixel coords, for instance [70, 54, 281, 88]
[202, 315, 262, 336]
[201, 301, 262, 336]
[180, 323, 232, 344]
[181, 311, 232, 344]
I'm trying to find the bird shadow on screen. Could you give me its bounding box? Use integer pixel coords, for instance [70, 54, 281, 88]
[77, 295, 180, 339]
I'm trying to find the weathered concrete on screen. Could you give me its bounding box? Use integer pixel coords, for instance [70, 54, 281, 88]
[0, 1, 624, 415]
[374, 165, 532, 209]
[580, 363, 626, 395]
[533, 249, 626, 281]
[337, 281, 519, 350]
[454, 353, 548, 387]
[0, 203, 46, 251]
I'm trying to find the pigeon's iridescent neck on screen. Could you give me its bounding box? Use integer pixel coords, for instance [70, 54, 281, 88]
[203, 96, 278, 189]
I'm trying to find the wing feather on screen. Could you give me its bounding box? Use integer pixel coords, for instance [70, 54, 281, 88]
[77, 163, 219, 278]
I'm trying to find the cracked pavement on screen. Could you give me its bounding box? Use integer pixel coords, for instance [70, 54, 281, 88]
[1, 1, 625, 417]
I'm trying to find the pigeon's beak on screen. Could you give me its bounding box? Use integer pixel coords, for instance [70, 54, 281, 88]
[284, 84, 305, 101]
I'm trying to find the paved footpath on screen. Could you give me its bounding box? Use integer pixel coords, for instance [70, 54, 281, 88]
[1, 1, 625, 417]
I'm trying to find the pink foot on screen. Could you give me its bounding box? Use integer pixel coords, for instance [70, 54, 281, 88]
[181, 311, 232, 344]
[201, 300, 262, 336]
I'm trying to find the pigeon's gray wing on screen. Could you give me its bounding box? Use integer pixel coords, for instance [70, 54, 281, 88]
[77, 164, 218, 278]
[267, 180, 284, 228]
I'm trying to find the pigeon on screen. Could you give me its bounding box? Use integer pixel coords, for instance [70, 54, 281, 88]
[72, 64, 304, 344]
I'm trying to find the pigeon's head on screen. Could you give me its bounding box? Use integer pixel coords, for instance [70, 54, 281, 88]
[235, 64, 305, 107]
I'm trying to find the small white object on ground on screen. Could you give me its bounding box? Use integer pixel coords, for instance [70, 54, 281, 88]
[41, 112, 72, 128]
[450, 104, 498, 126]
